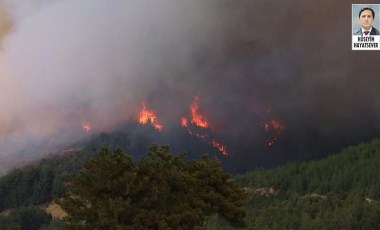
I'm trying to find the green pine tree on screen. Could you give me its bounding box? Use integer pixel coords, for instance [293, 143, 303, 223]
[58, 145, 246, 229]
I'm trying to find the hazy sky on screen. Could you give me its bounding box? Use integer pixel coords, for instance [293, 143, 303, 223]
[0, 0, 379, 172]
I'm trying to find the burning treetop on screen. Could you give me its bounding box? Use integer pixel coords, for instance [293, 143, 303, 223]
[89, 97, 285, 157]
[138, 102, 163, 132]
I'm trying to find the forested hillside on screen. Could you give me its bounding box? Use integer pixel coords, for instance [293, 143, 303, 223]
[205, 138, 380, 229]
[0, 131, 136, 211]
[1, 138, 380, 229]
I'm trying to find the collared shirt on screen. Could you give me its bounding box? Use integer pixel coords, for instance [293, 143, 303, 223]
[361, 27, 373, 36]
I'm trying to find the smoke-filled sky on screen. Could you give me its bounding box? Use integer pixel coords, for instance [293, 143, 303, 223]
[0, 0, 379, 172]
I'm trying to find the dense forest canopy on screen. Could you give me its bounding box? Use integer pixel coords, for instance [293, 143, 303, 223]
[1, 139, 380, 229]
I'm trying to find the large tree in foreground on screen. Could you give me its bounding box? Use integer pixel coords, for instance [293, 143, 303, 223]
[58, 145, 246, 229]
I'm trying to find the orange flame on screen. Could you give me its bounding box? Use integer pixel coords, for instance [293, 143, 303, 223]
[179, 96, 229, 156]
[181, 117, 188, 127]
[190, 96, 208, 128]
[255, 107, 285, 147]
[82, 122, 92, 133]
[138, 102, 163, 132]
[211, 140, 228, 156]
[270, 119, 284, 133]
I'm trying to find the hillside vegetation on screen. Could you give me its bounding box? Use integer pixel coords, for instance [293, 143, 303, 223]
[0, 137, 380, 229]
[205, 138, 380, 229]
[58, 146, 246, 229]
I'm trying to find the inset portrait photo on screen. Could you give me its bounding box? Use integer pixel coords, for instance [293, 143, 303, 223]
[352, 4, 380, 50]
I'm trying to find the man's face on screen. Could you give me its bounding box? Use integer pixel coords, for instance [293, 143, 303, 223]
[359, 9, 374, 30]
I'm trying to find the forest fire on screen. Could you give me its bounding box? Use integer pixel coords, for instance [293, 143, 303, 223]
[82, 122, 92, 133]
[138, 102, 163, 132]
[211, 140, 228, 156]
[255, 108, 285, 147]
[181, 96, 229, 156]
[181, 117, 188, 127]
[190, 96, 208, 128]
[270, 119, 284, 133]
[264, 119, 284, 147]
[134, 98, 284, 155]
[135, 98, 228, 156]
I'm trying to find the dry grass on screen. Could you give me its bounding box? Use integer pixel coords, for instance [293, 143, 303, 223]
[44, 202, 67, 219]
[255, 187, 278, 196]
[0, 209, 11, 217]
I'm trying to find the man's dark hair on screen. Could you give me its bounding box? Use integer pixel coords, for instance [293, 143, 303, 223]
[359, 7, 375, 19]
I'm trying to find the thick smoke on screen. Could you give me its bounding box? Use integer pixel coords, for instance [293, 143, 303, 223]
[0, 2, 225, 133]
[0, 0, 379, 173]
[0, 0, 230, 171]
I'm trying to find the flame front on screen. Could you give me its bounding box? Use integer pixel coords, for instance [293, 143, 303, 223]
[190, 96, 208, 128]
[138, 102, 163, 132]
[211, 140, 228, 156]
[133, 98, 285, 155]
[180, 96, 228, 156]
